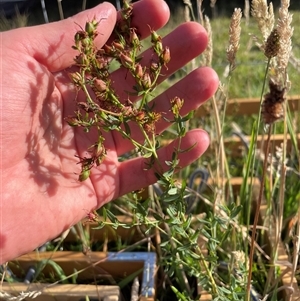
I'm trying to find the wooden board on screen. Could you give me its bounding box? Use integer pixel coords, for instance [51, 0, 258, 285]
[0, 283, 120, 301]
[196, 95, 300, 117]
[7, 252, 156, 301]
[224, 133, 300, 156]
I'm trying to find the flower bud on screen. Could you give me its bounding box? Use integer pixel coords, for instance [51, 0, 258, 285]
[122, 106, 134, 117]
[95, 56, 108, 70]
[119, 53, 133, 68]
[74, 31, 87, 43]
[65, 116, 80, 127]
[68, 72, 82, 85]
[141, 72, 151, 89]
[143, 122, 155, 134]
[77, 102, 91, 112]
[121, 1, 133, 22]
[150, 28, 163, 53]
[87, 211, 99, 222]
[135, 110, 145, 121]
[150, 61, 159, 73]
[129, 28, 139, 46]
[74, 53, 88, 66]
[94, 79, 107, 92]
[123, 0, 132, 11]
[103, 44, 113, 55]
[171, 96, 184, 116]
[150, 28, 161, 44]
[79, 168, 90, 182]
[85, 20, 98, 36]
[155, 41, 163, 54]
[112, 41, 124, 52]
[81, 37, 91, 48]
[160, 47, 171, 64]
[135, 64, 143, 78]
[91, 142, 105, 159]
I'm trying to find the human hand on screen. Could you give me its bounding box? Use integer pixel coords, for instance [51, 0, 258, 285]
[0, 0, 218, 263]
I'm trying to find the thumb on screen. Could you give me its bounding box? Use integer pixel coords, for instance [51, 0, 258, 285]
[8, 2, 116, 72]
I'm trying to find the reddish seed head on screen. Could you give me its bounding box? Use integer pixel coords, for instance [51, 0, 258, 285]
[74, 30, 87, 43]
[262, 80, 286, 124]
[74, 53, 88, 66]
[141, 72, 151, 89]
[161, 47, 171, 64]
[112, 41, 124, 51]
[119, 52, 133, 68]
[135, 110, 145, 121]
[135, 64, 143, 78]
[103, 44, 113, 55]
[68, 72, 82, 84]
[129, 28, 139, 46]
[65, 116, 80, 127]
[94, 79, 107, 92]
[150, 61, 159, 73]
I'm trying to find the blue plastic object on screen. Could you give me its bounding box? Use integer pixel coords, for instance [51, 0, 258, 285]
[107, 252, 156, 298]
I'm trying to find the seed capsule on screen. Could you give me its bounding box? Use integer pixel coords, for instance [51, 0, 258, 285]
[65, 116, 80, 127]
[85, 20, 98, 36]
[79, 169, 91, 182]
[112, 41, 124, 51]
[119, 53, 133, 68]
[94, 79, 107, 92]
[129, 28, 139, 46]
[160, 46, 171, 64]
[141, 72, 151, 89]
[135, 64, 143, 78]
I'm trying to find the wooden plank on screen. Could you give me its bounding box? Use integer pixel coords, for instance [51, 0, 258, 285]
[8, 252, 156, 301]
[10, 252, 142, 280]
[196, 95, 300, 117]
[190, 176, 261, 196]
[161, 133, 300, 157]
[0, 283, 120, 301]
[223, 133, 300, 156]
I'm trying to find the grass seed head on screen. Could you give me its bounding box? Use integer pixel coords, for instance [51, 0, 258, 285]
[262, 80, 286, 124]
[227, 8, 242, 72]
[264, 28, 280, 58]
[251, 0, 275, 40]
[276, 0, 293, 79]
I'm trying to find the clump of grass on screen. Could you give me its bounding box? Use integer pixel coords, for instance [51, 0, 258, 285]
[0, 9, 28, 31]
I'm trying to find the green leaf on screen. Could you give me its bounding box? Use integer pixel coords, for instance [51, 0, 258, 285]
[106, 210, 119, 224]
[118, 269, 143, 289]
[230, 205, 243, 219]
[143, 152, 153, 158]
[181, 110, 194, 122]
[123, 121, 131, 136]
[163, 194, 180, 203]
[166, 206, 177, 218]
[168, 187, 178, 195]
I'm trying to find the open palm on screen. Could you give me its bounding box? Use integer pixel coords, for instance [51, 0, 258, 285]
[0, 0, 218, 263]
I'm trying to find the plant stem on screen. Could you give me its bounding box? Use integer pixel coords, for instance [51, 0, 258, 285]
[246, 124, 272, 301]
